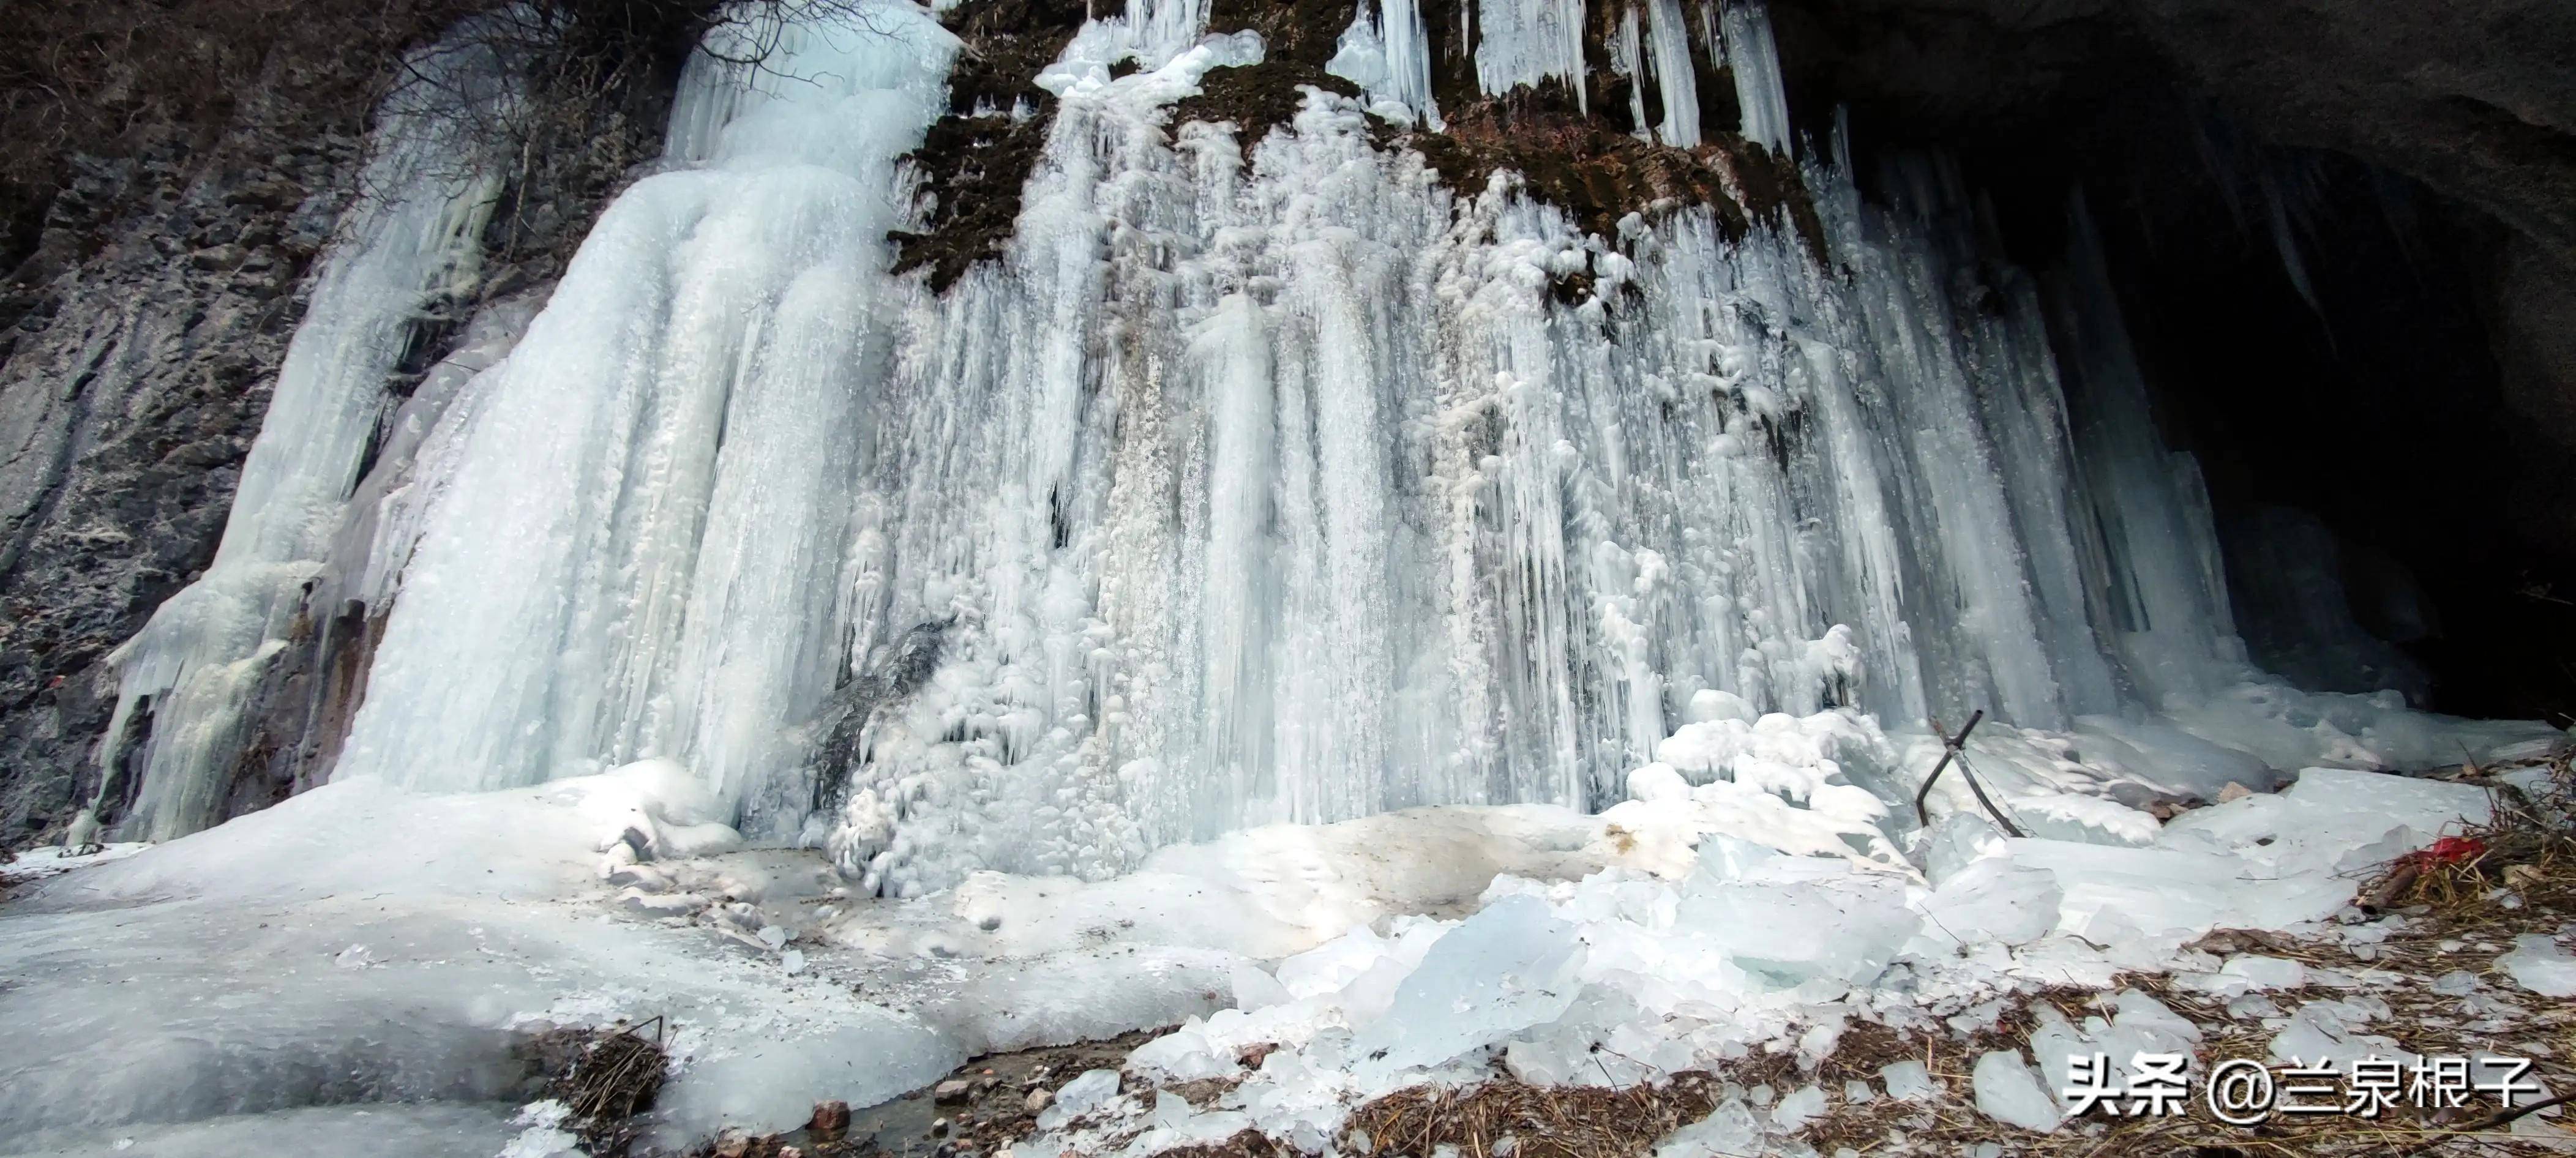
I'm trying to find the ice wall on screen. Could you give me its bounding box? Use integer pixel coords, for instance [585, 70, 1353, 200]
[1328, 0, 1445, 129]
[1474, 0, 1590, 110]
[92, 33, 513, 840]
[809, 4, 2250, 895]
[101, 0, 2495, 886]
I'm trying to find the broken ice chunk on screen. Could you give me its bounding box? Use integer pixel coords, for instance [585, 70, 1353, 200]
[1770, 1084, 1825, 1130]
[2220, 955, 2308, 990]
[1042, 1068, 1121, 1128]
[1347, 895, 1586, 1075]
[1129, 1022, 1240, 1082]
[1922, 811, 2008, 884]
[2498, 935, 2576, 997]
[1676, 856, 1917, 988]
[1909, 857, 2062, 950]
[1880, 1060, 1934, 1101]
[1653, 1099, 1761, 1158]
[2267, 998, 2418, 1072]
[1971, 1050, 2061, 1133]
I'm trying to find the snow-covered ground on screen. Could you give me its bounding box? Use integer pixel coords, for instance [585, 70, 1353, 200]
[2, 713, 2564, 1157]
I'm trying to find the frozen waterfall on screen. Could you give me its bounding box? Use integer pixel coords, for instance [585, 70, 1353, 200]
[91, 30, 514, 841]
[91, 0, 2550, 897]
[334, 2, 960, 837]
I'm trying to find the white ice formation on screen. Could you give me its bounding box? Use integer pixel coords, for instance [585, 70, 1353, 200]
[23, 0, 2573, 1151]
[92, 26, 516, 840]
[91, 0, 2555, 891]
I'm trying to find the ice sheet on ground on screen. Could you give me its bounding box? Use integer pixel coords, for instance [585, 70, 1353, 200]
[0, 1104, 524, 1158]
[2, 752, 2520, 1155]
[0, 768, 1685, 1154]
[0, 842, 148, 886]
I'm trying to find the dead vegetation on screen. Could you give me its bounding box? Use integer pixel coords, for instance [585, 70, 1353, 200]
[520, 1016, 673, 1156]
[2363, 755, 2576, 916]
[888, 0, 1090, 293]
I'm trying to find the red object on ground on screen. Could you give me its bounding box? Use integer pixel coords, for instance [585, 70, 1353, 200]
[2396, 835, 2489, 869]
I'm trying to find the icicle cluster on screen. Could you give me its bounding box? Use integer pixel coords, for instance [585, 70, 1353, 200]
[98, 0, 2336, 897]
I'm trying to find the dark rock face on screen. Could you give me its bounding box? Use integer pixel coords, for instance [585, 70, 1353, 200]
[0, 9, 695, 846]
[1762, 0, 2576, 720]
[0, 138, 362, 845]
[1769, 0, 2576, 474]
[1770, 0, 2576, 267]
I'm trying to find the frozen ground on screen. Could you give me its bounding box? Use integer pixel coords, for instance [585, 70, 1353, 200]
[2, 710, 2566, 1157]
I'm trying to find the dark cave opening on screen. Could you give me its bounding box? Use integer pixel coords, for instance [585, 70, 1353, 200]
[1768, 2, 2576, 725]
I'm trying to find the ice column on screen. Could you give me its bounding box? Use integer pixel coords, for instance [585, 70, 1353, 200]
[334, 1, 958, 835]
[1328, 0, 1447, 128]
[1475, 0, 1590, 111]
[2048, 195, 2242, 698]
[1643, 0, 1700, 147]
[94, 34, 511, 840]
[1720, 0, 1791, 153]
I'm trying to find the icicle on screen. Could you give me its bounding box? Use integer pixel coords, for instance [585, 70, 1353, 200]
[1610, 6, 1649, 141]
[1643, 0, 1699, 147]
[1718, 0, 1789, 154]
[1382, 0, 1445, 128]
[2048, 193, 2242, 700]
[1125, 0, 1213, 67]
[1328, 0, 1445, 128]
[2260, 171, 2324, 318]
[1473, 0, 1590, 112]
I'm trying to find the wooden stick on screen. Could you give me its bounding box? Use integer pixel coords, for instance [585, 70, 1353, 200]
[1913, 710, 2022, 835]
[2397, 1092, 2572, 1155]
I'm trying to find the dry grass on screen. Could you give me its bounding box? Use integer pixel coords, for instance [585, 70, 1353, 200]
[2364, 756, 2576, 917]
[524, 1016, 670, 1156]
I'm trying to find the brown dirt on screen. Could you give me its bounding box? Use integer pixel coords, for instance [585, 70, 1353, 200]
[890, 0, 1090, 293]
[1405, 95, 1827, 265]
